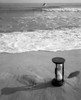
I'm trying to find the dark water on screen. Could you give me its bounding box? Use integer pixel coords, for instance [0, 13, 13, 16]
[0, 3, 81, 33]
[0, 9, 81, 33]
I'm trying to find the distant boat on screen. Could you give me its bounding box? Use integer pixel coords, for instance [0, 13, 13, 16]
[42, 3, 47, 7]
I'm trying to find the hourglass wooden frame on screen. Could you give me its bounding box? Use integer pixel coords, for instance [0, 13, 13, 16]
[52, 57, 65, 86]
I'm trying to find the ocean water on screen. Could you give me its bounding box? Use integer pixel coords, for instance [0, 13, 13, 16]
[0, 6, 81, 53]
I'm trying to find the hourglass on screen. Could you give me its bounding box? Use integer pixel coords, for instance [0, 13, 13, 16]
[52, 57, 65, 86]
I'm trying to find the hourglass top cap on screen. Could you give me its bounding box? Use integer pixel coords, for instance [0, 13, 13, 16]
[52, 57, 65, 64]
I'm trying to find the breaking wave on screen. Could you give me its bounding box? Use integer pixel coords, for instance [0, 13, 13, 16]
[0, 28, 81, 53]
[43, 7, 81, 12]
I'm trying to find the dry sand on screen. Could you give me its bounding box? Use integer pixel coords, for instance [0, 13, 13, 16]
[0, 49, 81, 100]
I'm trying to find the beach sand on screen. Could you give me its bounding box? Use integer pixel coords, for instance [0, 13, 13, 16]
[0, 49, 81, 100]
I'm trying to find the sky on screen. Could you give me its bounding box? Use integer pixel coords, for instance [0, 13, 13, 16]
[0, 0, 81, 3]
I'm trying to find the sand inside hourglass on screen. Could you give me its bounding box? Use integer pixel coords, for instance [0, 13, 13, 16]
[57, 64, 62, 81]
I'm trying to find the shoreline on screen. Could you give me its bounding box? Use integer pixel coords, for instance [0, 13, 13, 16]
[0, 48, 81, 54]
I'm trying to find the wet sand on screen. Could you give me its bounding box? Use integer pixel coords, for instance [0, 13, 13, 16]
[0, 49, 81, 100]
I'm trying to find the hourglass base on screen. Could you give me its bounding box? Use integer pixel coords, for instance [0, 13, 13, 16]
[52, 79, 64, 87]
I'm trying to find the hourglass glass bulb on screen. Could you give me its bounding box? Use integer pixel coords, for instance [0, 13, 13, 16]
[57, 64, 62, 81]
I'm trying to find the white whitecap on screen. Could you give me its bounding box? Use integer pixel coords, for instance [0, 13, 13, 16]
[0, 28, 81, 53]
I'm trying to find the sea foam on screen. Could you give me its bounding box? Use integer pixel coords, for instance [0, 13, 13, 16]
[0, 28, 81, 53]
